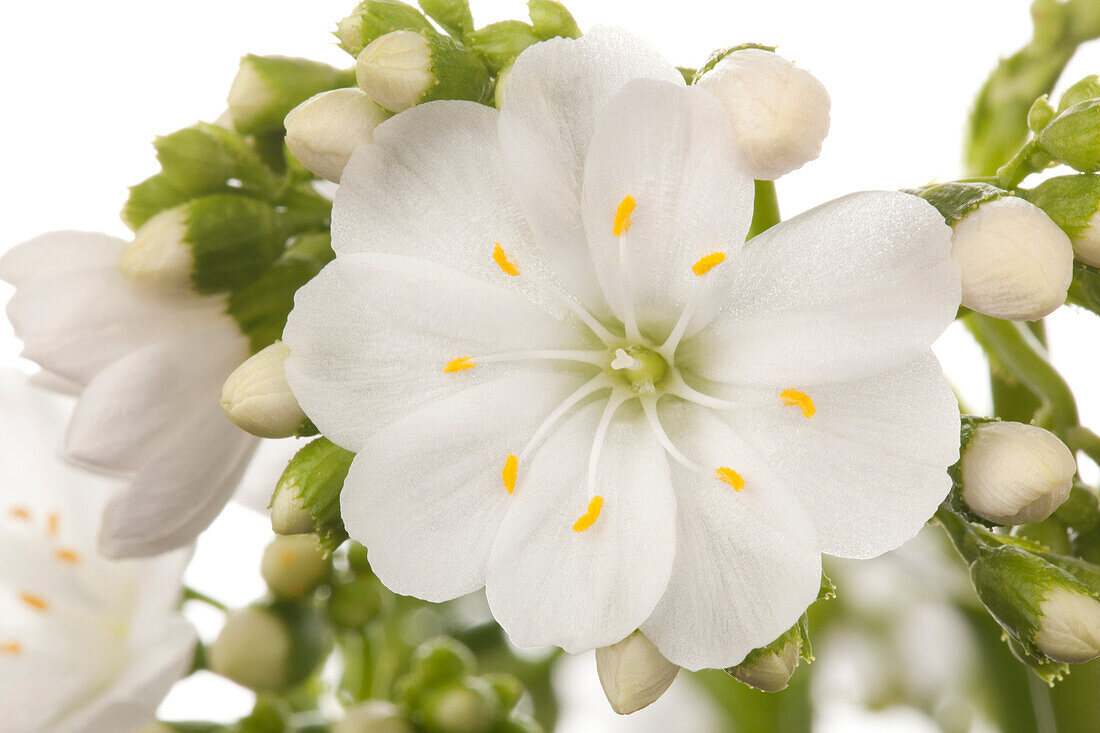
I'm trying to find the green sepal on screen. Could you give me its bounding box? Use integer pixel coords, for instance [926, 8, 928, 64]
[264, 598, 331, 689]
[227, 258, 324, 353]
[230, 55, 355, 136]
[906, 181, 1007, 226]
[1038, 98, 1100, 172]
[482, 672, 524, 712]
[1022, 174, 1100, 238]
[1014, 517, 1073, 555]
[1007, 635, 1071, 686]
[181, 194, 287, 295]
[339, 0, 432, 57]
[692, 43, 775, 83]
[122, 123, 278, 230]
[418, 0, 474, 40]
[1069, 261, 1100, 314]
[1028, 95, 1056, 132]
[272, 437, 355, 553]
[677, 67, 696, 84]
[465, 21, 540, 74]
[1039, 551, 1100, 594]
[1058, 74, 1100, 113]
[528, 0, 581, 40]
[421, 28, 493, 104]
[1054, 484, 1100, 534]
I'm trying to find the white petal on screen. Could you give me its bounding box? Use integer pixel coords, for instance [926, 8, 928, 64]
[581, 79, 754, 340]
[499, 27, 684, 317]
[284, 252, 596, 452]
[65, 329, 247, 471]
[680, 192, 959, 385]
[0, 231, 124, 288]
[343, 371, 586, 602]
[6, 264, 229, 386]
[641, 401, 821, 671]
[486, 400, 676, 653]
[703, 352, 959, 559]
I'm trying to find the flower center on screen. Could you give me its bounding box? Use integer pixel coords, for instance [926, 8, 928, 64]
[609, 344, 669, 394]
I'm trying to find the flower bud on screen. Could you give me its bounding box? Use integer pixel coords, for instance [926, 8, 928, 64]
[493, 63, 512, 110]
[960, 421, 1076, 525]
[595, 631, 679, 715]
[1028, 95, 1056, 133]
[270, 437, 354, 549]
[727, 637, 800, 693]
[328, 574, 385, 629]
[227, 55, 354, 136]
[356, 29, 491, 113]
[1024, 174, 1100, 267]
[221, 342, 309, 439]
[1038, 98, 1100, 172]
[1033, 586, 1100, 663]
[334, 701, 415, 733]
[119, 194, 284, 295]
[949, 196, 1073, 320]
[696, 48, 830, 180]
[209, 601, 327, 692]
[420, 680, 497, 733]
[261, 534, 331, 599]
[337, 0, 432, 57]
[285, 89, 390, 183]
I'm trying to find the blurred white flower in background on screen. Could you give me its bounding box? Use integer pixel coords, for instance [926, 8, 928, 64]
[0, 370, 195, 733]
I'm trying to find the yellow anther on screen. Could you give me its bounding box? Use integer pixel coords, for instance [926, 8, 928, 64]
[19, 593, 48, 612]
[443, 357, 476, 374]
[502, 454, 518, 494]
[781, 389, 816, 419]
[0, 641, 21, 656]
[492, 243, 520, 276]
[46, 513, 59, 537]
[572, 496, 604, 532]
[613, 195, 636, 237]
[692, 252, 726, 276]
[716, 467, 745, 492]
[8, 506, 30, 522]
[55, 549, 80, 564]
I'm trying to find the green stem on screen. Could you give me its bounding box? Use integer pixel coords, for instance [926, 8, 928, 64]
[964, 313, 1078, 430]
[934, 505, 984, 565]
[183, 586, 229, 612]
[746, 180, 780, 240]
[995, 139, 1050, 189]
[1063, 425, 1100, 466]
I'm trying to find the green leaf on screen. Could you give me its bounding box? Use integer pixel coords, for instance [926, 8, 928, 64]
[418, 0, 474, 39]
[184, 194, 285, 295]
[466, 21, 540, 74]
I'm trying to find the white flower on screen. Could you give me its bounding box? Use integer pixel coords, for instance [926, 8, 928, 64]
[595, 631, 679, 714]
[220, 340, 308, 438]
[696, 48, 830, 180]
[356, 30, 434, 113]
[0, 371, 195, 733]
[0, 231, 257, 557]
[285, 88, 391, 183]
[960, 421, 1076, 525]
[950, 196, 1073, 321]
[1033, 585, 1100, 663]
[284, 28, 961, 670]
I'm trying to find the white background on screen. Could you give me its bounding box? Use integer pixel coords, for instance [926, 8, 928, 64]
[3, 1, 1100, 731]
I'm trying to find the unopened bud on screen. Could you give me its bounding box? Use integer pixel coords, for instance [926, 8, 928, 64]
[493, 63, 512, 110]
[420, 680, 497, 733]
[960, 421, 1076, 525]
[334, 701, 415, 733]
[221, 342, 309, 439]
[328, 574, 385, 628]
[727, 638, 800, 693]
[595, 631, 679, 715]
[270, 437, 354, 549]
[1028, 95, 1056, 133]
[949, 196, 1073, 320]
[285, 89, 390, 183]
[696, 48, 830, 180]
[1024, 174, 1100, 267]
[1033, 586, 1100, 663]
[261, 534, 330, 599]
[1038, 98, 1100, 172]
[209, 601, 327, 692]
[356, 29, 491, 113]
[337, 0, 432, 57]
[228, 55, 353, 136]
[119, 195, 284, 295]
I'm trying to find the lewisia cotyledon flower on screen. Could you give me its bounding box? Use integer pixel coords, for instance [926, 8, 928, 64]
[0, 232, 257, 557]
[284, 28, 962, 670]
[0, 371, 195, 733]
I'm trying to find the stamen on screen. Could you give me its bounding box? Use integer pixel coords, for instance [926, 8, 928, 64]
[46, 513, 59, 537]
[716, 467, 745, 491]
[8, 507, 30, 522]
[56, 549, 80, 564]
[471, 349, 605, 367]
[443, 357, 476, 373]
[0, 641, 20, 655]
[502, 454, 518, 495]
[572, 496, 604, 532]
[492, 243, 519, 276]
[781, 389, 815, 418]
[691, 252, 726, 276]
[640, 398, 705, 474]
[19, 593, 48, 612]
[613, 195, 636, 237]
[518, 375, 612, 463]
[584, 391, 629, 509]
[665, 372, 739, 412]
